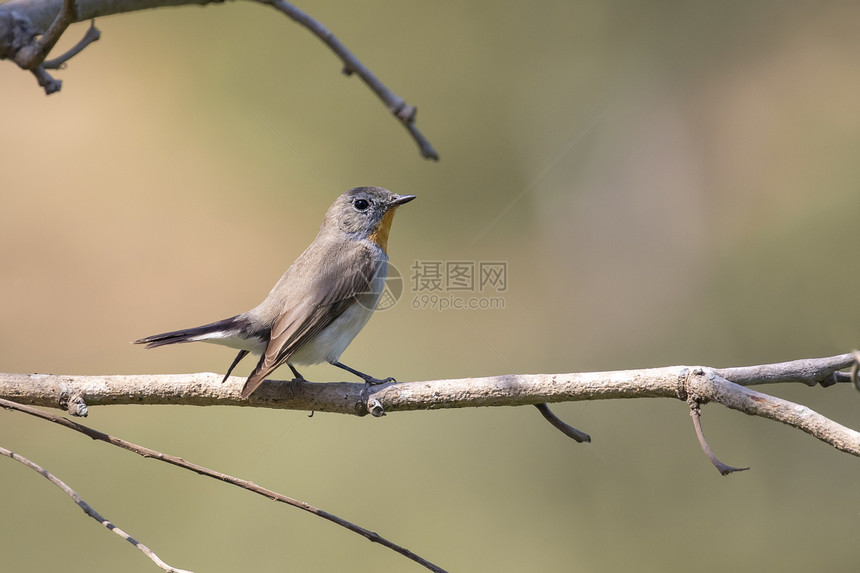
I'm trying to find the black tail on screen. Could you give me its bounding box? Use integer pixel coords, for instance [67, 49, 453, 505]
[134, 316, 245, 349]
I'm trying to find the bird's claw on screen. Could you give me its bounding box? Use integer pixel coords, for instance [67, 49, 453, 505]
[364, 376, 395, 386]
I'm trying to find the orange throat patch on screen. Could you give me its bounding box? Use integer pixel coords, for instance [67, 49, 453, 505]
[369, 208, 397, 252]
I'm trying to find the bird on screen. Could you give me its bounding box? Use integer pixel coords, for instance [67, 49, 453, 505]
[134, 186, 415, 398]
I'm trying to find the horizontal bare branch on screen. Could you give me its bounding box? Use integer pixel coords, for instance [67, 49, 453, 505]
[2, 352, 858, 456]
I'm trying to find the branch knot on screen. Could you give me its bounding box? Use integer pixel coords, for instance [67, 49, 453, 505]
[56, 386, 87, 416]
[675, 368, 690, 402]
[0, 10, 37, 61]
[678, 367, 715, 406]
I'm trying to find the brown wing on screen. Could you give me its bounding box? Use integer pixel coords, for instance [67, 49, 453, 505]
[240, 243, 379, 398]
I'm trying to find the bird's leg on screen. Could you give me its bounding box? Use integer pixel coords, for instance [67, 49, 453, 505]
[288, 363, 307, 383]
[222, 350, 249, 383]
[286, 363, 309, 397]
[332, 361, 396, 385]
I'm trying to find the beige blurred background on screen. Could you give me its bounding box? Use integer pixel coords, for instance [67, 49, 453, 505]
[3, 1, 860, 571]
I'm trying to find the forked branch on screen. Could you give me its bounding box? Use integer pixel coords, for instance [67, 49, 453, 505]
[1, 352, 858, 461]
[1, 353, 857, 570]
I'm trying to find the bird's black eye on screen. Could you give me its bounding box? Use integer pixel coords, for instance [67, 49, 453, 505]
[354, 198, 370, 211]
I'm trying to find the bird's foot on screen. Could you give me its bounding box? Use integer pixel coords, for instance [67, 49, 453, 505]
[289, 364, 308, 384]
[288, 370, 308, 398]
[363, 376, 396, 386]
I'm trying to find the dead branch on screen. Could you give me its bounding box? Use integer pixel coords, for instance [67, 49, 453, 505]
[0, 0, 438, 158]
[0, 398, 448, 573]
[0, 444, 194, 573]
[42, 18, 99, 68]
[2, 352, 858, 465]
[687, 400, 748, 476]
[533, 402, 591, 443]
[1, 353, 857, 569]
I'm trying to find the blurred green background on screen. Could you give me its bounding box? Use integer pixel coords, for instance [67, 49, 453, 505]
[3, 1, 860, 571]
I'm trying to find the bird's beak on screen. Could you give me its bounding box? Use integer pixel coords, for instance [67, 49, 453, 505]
[389, 194, 417, 207]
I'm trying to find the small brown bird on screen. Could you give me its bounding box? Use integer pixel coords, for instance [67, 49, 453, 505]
[135, 186, 415, 398]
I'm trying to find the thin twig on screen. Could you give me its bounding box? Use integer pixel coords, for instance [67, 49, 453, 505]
[0, 444, 193, 573]
[0, 398, 448, 573]
[253, 0, 439, 160]
[1, 0, 439, 158]
[533, 403, 591, 443]
[43, 19, 100, 69]
[31, 65, 61, 93]
[851, 350, 860, 393]
[687, 401, 749, 476]
[715, 352, 856, 387]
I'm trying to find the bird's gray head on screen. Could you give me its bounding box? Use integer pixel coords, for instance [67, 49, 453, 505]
[324, 187, 416, 251]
